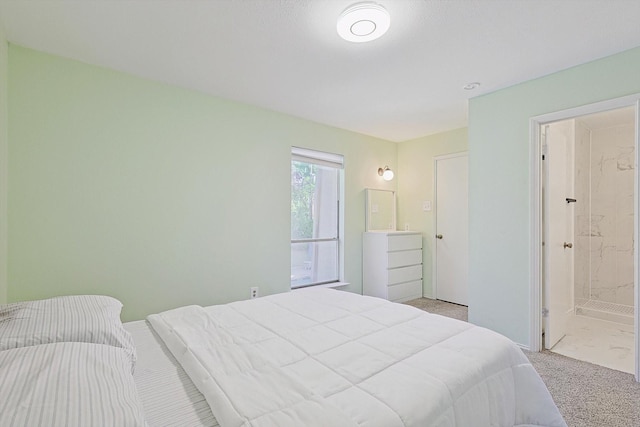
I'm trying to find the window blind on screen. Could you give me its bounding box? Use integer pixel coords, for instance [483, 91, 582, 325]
[291, 146, 344, 169]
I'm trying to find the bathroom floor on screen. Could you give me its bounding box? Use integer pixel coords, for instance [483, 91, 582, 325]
[550, 314, 634, 374]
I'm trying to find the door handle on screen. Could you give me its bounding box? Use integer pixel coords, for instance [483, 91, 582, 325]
[436, 234, 443, 239]
[563, 242, 573, 249]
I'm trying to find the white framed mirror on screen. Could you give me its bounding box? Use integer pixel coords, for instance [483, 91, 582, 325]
[365, 189, 396, 231]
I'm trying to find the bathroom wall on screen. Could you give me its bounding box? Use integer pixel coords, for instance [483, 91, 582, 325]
[589, 122, 635, 306]
[574, 116, 635, 308]
[574, 120, 591, 303]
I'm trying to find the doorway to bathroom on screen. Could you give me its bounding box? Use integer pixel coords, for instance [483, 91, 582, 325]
[544, 108, 635, 373]
[529, 94, 640, 380]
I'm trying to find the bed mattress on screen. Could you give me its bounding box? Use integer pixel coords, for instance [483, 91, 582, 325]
[147, 288, 566, 427]
[124, 320, 219, 427]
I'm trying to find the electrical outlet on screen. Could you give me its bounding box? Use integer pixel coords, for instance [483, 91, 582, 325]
[250, 287, 259, 299]
[405, 223, 410, 230]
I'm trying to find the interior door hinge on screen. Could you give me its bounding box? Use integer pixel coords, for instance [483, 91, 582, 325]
[542, 308, 549, 318]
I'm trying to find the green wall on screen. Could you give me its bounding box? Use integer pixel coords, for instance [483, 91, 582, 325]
[468, 46, 640, 346]
[8, 45, 397, 321]
[0, 24, 7, 304]
[397, 128, 468, 298]
[13, 39, 638, 342]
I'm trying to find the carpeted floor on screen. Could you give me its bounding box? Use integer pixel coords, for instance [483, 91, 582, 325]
[404, 297, 468, 322]
[405, 297, 640, 427]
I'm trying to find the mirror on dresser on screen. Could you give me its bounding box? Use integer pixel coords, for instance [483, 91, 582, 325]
[365, 188, 396, 231]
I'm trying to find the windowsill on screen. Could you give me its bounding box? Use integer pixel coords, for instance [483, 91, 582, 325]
[292, 281, 350, 291]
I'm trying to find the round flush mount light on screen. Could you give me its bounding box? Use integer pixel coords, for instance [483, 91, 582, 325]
[337, 2, 390, 43]
[463, 82, 481, 90]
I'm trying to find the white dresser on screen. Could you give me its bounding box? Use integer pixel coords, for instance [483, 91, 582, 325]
[363, 231, 423, 302]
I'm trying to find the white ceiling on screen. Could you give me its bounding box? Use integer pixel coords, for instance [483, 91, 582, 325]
[1, 0, 639, 142]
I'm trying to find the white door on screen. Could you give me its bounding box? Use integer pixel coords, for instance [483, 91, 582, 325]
[435, 153, 469, 305]
[543, 122, 575, 349]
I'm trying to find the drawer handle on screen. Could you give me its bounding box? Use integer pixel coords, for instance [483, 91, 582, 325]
[436, 234, 443, 239]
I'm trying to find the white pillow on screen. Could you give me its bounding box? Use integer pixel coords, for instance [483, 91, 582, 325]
[0, 342, 147, 427]
[0, 295, 136, 370]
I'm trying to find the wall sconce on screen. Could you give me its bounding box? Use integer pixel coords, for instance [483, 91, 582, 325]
[378, 166, 394, 181]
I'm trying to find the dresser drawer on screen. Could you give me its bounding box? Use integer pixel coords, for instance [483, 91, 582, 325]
[388, 280, 422, 302]
[388, 264, 422, 285]
[388, 250, 422, 268]
[388, 234, 422, 251]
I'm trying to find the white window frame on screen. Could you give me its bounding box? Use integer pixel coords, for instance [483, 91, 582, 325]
[291, 147, 345, 289]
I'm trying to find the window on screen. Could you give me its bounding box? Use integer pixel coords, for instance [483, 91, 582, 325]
[291, 147, 343, 288]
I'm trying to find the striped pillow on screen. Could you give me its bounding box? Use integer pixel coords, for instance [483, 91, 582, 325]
[0, 342, 147, 427]
[0, 295, 136, 370]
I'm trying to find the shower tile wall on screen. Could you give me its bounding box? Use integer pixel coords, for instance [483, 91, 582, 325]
[575, 121, 635, 307]
[574, 120, 591, 302]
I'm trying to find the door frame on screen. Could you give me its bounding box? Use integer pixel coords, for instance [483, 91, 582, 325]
[432, 151, 468, 301]
[528, 93, 640, 381]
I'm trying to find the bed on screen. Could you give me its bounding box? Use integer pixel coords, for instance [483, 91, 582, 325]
[0, 289, 567, 427]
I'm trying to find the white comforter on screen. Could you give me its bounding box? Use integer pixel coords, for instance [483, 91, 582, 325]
[148, 288, 566, 427]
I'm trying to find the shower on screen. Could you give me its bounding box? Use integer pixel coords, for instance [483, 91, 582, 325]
[573, 108, 635, 325]
[543, 106, 636, 374]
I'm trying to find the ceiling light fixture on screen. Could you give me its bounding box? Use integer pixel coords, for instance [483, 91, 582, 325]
[378, 166, 394, 181]
[463, 82, 481, 90]
[337, 2, 390, 43]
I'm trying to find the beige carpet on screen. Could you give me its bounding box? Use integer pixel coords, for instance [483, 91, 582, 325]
[404, 297, 468, 321]
[405, 297, 640, 427]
